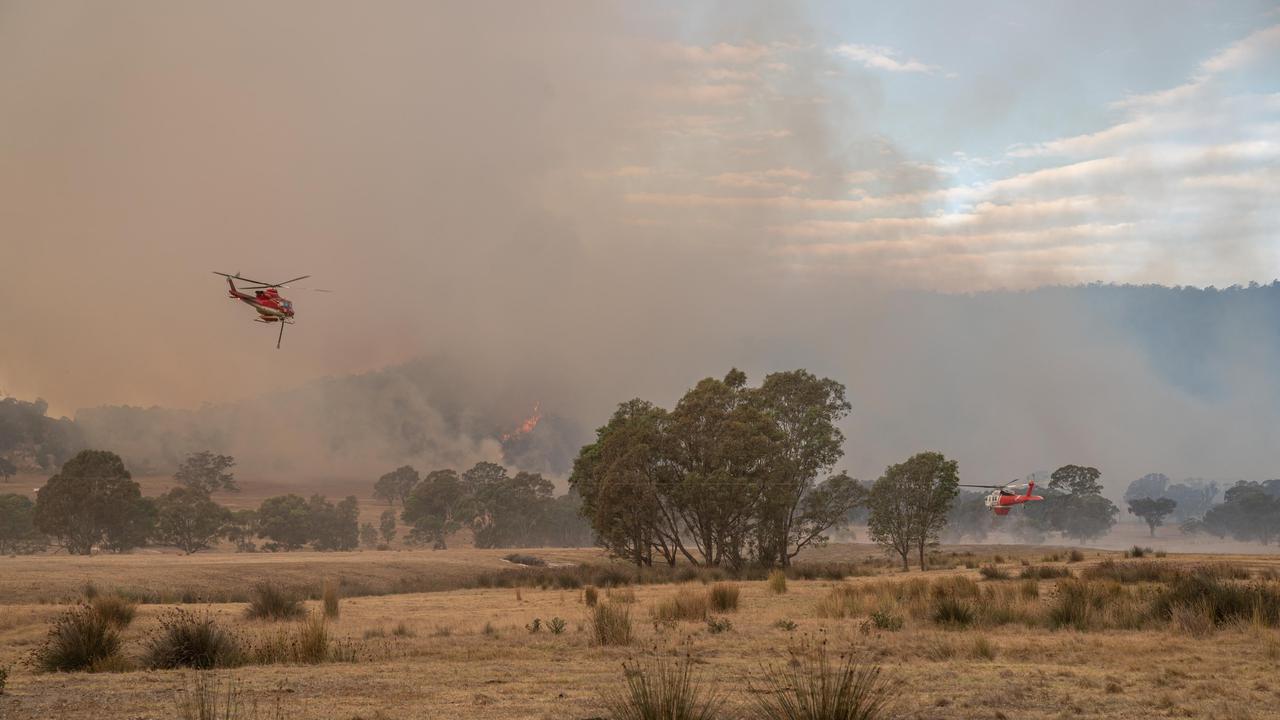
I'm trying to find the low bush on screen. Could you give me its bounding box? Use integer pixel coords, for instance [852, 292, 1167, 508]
[245, 583, 305, 621]
[549, 617, 567, 635]
[30, 605, 123, 672]
[750, 642, 898, 720]
[708, 583, 740, 612]
[1067, 550, 1085, 563]
[144, 609, 242, 669]
[767, 570, 788, 594]
[602, 658, 723, 720]
[774, 619, 798, 631]
[590, 603, 634, 646]
[503, 553, 547, 567]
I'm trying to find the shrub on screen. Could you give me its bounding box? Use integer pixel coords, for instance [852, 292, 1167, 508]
[90, 595, 137, 629]
[145, 609, 241, 669]
[931, 597, 974, 628]
[1067, 550, 1085, 563]
[602, 658, 723, 720]
[549, 617, 567, 635]
[706, 616, 732, 634]
[527, 618, 542, 634]
[653, 589, 710, 623]
[774, 619, 798, 631]
[767, 570, 788, 595]
[245, 583, 304, 621]
[750, 642, 898, 720]
[978, 565, 1009, 580]
[708, 583, 740, 612]
[322, 580, 340, 620]
[1126, 546, 1152, 559]
[30, 605, 123, 672]
[584, 586, 600, 607]
[590, 603, 634, 646]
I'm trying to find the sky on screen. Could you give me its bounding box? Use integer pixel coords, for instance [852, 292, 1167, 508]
[1, 1, 1278, 487]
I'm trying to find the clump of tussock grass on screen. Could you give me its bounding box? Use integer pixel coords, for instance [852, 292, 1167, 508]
[653, 589, 710, 623]
[602, 657, 723, 720]
[868, 609, 903, 632]
[174, 672, 286, 720]
[590, 603, 634, 646]
[584, 586, 600, 607]
[145, 609, 242, 669]
[549, 617, 567, 635]
[250, 615, 345, 665]
[969, 637, 996, 661]
[90, 594, 137, 629]
[1020, 565, 1072, 580]
[30, 604, 123, 672]
[1047, 579, 1126, 631]
[609, 587, 637, 604]
[321, 579, 340, 619]
[245, 583, 305, 621]
[707, 583, 739, 612]
[814, 584, 864, 620]
[930, 597, 975, 628]
[1126, 546, 1152, 559]
[391, 621, 415, 637]
[750, 641, 898, 720]
[1151, 575, 1280, 630]
[978, 565, 1010, 580]
[767, 570, 788, 595]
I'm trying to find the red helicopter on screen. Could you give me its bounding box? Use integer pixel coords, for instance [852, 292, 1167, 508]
[959, 480, 1044, 515]
[213, 271, 328, 348]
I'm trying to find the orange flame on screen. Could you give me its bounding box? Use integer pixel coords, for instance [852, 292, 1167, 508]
[501, 402, 541, 442]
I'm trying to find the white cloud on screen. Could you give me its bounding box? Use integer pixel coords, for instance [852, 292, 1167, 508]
[832, 44, 948, 75]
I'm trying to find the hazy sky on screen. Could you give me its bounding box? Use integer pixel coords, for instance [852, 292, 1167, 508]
[1, 0, 1277, 451]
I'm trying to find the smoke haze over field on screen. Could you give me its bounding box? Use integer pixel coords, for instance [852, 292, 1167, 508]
[1, 2, 1278, 492]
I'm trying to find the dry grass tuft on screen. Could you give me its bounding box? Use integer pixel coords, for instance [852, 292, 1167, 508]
[322, 579, 340, 620]
[590, 603, 634, 646]
[584, 586, 600, 607]
[750, 642, 898, 720]
[707, 583, 740, 612]
[30, 604, 123, 672]
[602, 657, 723, 720]
[145, 609, 242, 669]
[653, 589, 710, 623]
[245, 583, 305, 621]
[767, 570, 788, 595]
[90, 594, 138, 629]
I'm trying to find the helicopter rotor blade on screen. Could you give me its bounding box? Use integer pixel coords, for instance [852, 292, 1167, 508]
[272, 275, 311, 288]
[212, 271, 277, 287]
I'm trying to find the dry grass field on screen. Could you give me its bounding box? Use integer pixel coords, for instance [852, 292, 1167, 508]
[3, 545, 1280, 720]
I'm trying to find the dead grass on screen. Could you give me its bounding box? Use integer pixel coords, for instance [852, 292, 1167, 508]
[5, 545, 1280, 719]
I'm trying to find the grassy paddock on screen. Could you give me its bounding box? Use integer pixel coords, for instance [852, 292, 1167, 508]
[3, 547, 1280, 719]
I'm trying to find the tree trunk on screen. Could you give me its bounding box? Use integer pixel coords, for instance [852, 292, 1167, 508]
[918, 543, 926, 571]
[900, 549, 909, 571]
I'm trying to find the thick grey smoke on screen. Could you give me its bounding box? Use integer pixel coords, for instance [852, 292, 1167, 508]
[2, 3, 1277, 494]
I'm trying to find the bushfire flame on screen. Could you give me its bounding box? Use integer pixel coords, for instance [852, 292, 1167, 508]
[501, 402, 541, 442]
